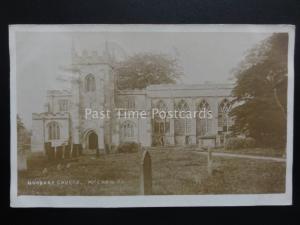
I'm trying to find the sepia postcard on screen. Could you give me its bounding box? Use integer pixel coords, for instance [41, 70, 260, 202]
[10, 24, 295, 207]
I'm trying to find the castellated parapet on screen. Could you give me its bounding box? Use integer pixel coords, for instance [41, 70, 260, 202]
[32, 112, 70, 120]
[72, 49, 110, 65]
[47, 90, 72, 97]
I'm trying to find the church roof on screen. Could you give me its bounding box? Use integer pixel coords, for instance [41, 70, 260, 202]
[146, 83, 234, 91]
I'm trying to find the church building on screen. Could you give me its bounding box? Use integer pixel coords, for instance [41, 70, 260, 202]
[31, 47, 233, 155]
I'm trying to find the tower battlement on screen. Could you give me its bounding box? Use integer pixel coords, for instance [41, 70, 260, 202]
[72, 49, 110, 65]
[32, 112, 70, 120]
[47, 90, 72, 97]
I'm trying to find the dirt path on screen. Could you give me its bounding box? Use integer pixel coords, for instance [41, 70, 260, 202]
[195, 151, 286, 162]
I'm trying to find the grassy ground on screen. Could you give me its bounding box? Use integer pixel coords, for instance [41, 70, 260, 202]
[18, 149, 286, 196]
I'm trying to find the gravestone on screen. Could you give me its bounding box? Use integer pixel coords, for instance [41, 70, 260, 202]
[96, 148, 100, 158]
[201, 137, 215, 176]
[207, 148, 213, 176]
[140, 150, 152, 195]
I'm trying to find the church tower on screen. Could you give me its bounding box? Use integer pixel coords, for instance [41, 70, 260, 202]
[69, 43, 115, 154]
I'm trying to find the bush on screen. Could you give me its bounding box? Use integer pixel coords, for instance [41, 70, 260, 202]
[117, 142, 140, 153]
[225, 137, 256, 150]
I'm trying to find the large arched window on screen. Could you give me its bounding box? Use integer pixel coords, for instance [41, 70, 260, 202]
[121, 120, 135, 139]
[196, 100, 212, 137]
[218, 99, 231, 132]
[152, 100, 170, 146]
[174, 100, 191, 136]
[84, 74, 96, 92]
[47, 121, 60, 140]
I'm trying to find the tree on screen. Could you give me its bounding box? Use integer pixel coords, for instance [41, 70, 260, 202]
[115, 53, 182, 90]
[230, 33, 288, 148]
[17, 114, 31, 152]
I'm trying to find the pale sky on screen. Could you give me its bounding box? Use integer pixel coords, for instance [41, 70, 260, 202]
[15, 31, 271, 129]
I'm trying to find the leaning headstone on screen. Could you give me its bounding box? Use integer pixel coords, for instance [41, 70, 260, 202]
[140, 150, 152, 195]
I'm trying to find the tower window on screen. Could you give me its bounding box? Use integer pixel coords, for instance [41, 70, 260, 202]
[85, 74, 96, 92]
[58, 99, 69, 111]
[121, 121, 135, 139]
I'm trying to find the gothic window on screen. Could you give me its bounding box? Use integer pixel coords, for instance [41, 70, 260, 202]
[196, 100, 212, 136]
[174, 100, 191, 136]
[218, 99, 231, 132]
[154, 100, 168, 120]
[153, 100, 170, 135]
[58, 99, 69, 111]
[152, 100, 170, 146]
[84, 74, 96, 92]
[47, 121, 60, 140]
[121, 121, 135, 138]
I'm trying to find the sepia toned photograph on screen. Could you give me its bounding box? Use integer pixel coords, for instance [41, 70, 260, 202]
[10, 25, 294, 207]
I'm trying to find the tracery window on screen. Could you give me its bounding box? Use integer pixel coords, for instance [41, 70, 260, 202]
[174, 100, 191, 136]
[152, 100, 170, 144]
[196, 100, 212, 136]
[218, 99, 231, 132]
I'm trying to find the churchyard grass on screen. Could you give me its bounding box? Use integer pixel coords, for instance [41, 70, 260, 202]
[18, 149, 285, 195]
